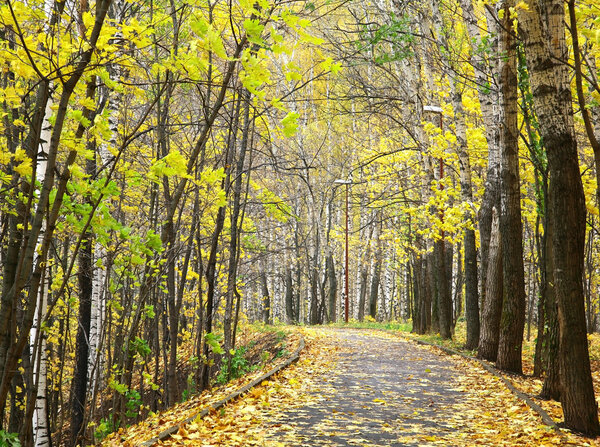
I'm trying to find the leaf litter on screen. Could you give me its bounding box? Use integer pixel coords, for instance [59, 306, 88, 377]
[105, 328, 597, 446]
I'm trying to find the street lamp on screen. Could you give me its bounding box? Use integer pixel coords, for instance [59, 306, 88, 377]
[334, 177, 352, 323]
[423, 105, 444, 240]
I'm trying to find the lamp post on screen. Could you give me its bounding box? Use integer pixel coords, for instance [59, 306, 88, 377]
[423, 105, 444, 240]
[334, 177, 352, 323]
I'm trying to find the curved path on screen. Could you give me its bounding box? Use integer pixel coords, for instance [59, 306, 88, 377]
[155, 328, 569, 446]
[263, 329, 461, 446]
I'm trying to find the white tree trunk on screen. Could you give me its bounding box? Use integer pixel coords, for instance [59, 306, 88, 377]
[31, 280, 50, 447]
[274, 266, 282, 321]
[31, 96, 52, 447]
[88, 43, 124, 394]
[384, 251, 393, 319]
[88, 253, 106, 393]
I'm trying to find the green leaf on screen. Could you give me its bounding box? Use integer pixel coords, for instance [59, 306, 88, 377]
[145, 230, 162, 251]
[243, 19, 265, 45]
[108, 376, 128, 395]
[281, 111, 300, 137]
[191, 18, 209, 36]
[70, 109, 91, 128]
[205, 332, 225, 354]
[207, 27, 228, 59]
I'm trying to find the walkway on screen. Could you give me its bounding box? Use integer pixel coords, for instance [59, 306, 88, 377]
[154, 328, 569, 446]
[263, 329, 460, 446]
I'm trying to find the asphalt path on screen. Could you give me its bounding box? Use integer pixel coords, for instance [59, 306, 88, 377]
[264, 329, 462, 446]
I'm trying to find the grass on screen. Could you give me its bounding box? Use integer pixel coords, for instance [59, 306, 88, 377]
[328, 317, 412, 332]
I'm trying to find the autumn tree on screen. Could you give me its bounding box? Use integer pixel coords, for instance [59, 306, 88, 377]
[518, 0, 599, 435]
[496, 0, 526, 375]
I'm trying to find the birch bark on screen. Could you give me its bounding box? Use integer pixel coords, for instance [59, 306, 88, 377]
[519, 0, 599, 434]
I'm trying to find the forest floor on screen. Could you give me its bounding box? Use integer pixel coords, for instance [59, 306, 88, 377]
[104, 327, 597, 446]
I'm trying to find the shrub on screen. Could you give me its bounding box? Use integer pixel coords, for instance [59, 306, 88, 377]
[0, 431, 20, 447]
[216, 346, 249, 385]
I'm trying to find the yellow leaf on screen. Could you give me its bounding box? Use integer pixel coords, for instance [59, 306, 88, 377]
[240, 405, 256, 414]
[515, 1, 529, 11]
[177, 425, 189, 438]
[14, 160, 32, 177]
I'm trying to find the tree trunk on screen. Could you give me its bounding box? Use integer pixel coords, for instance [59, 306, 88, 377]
[163, 218, 179, 407]
[201, 205, 226, 390]
[25, 89, 53, 447]
[430, 0, 476, 343]
[436, 240, 452, 339]
[70, 233, 93, 445]
[285, 268, 295, 323]
[369, 259, 381, 320]
[519, 0, 599, 434]
[31, 289, 50, 447]
[533, 211, 547, 377]
[326, 252, 337, 323]
[452, 85, 479, 348]
[477, 207, 503, 361]
[358, 266, 368, 322]
[429, 251, 439, 334]
[422, 254, 433, 333]
[411, 258, 421, 333]
[496, 0, 526, 374]
[460, 0, 501, 318]
[406, 263, 413, 322]
[369, 224, 382, 320]
[194, 241, 205, 388]
[261, 271, 271, 324]
[584, 227, 594, 334]
[541, 217, 560, 400]
[225, 90, 250, 355]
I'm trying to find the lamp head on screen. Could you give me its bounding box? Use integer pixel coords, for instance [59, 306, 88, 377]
[423, 105, 443, 113]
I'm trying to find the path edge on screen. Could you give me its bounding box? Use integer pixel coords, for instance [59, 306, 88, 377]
[139, 335, 305, 446]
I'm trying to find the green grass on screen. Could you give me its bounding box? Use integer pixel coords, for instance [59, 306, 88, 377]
[327, 318, 478, 357]
[246, 320, 290, 333]
[327, 318, 412, 332]
[409, 327, 476, 357]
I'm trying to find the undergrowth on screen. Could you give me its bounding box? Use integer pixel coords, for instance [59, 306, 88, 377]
[215, 346, 250, 385]
[0, 430, 20, 447]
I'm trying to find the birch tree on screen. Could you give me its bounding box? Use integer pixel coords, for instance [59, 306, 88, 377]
[519, 0, 600, 435]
